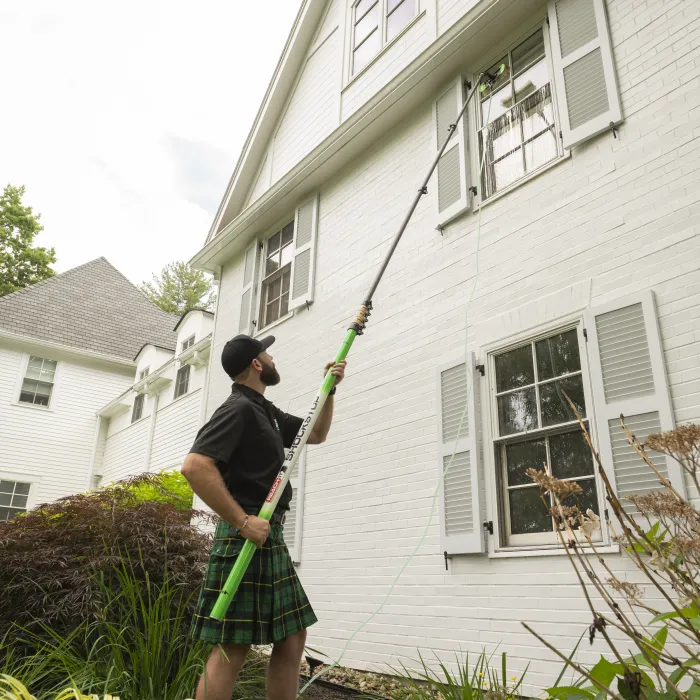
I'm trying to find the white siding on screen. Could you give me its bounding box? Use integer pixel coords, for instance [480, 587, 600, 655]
[271, 31, 341, 183]
[209, 0, 700, 690]
[101, 419, 150, 484]
[0, 342, 133, 505]
[341, 14, 430, 121]
[150, 389, 202, 471]
[436, 0, 480, 36]
[246, 152, 271, 207]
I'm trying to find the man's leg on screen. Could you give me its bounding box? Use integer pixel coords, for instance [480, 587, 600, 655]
[195, 643, 250, 700]
[267, 629, 307, 700]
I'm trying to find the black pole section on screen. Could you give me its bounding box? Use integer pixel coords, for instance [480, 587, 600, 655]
[363, 72, 487, 305]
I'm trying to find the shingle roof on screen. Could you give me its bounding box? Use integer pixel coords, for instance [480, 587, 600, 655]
[0, 257, 178, 361]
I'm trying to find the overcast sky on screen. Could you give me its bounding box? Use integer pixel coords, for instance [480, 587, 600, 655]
[0, 0, 301, 285]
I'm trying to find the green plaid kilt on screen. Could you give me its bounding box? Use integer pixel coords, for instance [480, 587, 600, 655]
[190, 517, 317, 646]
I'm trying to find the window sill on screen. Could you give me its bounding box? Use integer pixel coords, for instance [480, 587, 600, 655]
[343, 10, 426, 93]
[11, 401, 53, 413]
[474, 152, 571, 211]
[488, 542, 620, 559]
[254, 313, 294, 337]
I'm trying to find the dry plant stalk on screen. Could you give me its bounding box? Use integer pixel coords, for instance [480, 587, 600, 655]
[522, 395, 700, 698]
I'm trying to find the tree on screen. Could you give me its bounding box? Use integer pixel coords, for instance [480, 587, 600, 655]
[0, 184, 56, 296]
[139, 260, 215, 315]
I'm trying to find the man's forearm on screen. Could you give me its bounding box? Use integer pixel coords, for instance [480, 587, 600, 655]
[181, 453, 247, 528]
[309, 395, 334, 444]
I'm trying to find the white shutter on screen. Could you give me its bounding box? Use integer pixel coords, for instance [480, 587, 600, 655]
[434, 76, 470, 227]
[584, 291, 685, 518]
[239, 240, 260, 334]
[283, 447, 306, 564]
[548, 0, 623, 150]
[289, 194, 319, 310]
[437, 353, 485, 555]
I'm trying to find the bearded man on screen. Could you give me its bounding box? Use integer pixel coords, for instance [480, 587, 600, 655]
[181, 333, 346, 700]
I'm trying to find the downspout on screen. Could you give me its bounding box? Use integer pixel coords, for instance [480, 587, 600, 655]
[86, 414, 105, 491]
[143, 391, 159, 473]
[198, 264, 222, 429]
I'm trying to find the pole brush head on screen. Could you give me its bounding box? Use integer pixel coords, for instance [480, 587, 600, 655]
[479, 63, 507, 93]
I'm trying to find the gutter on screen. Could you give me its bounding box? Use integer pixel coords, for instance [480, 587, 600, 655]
[0, 328, 136, 369]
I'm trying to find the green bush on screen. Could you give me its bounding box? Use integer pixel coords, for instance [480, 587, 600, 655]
[0, 473, 209, 640]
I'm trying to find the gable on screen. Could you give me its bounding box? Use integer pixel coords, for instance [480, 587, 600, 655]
[270, 29, 341, 185]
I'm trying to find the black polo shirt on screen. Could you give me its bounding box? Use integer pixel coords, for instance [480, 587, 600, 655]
[189, 384, 304, 513]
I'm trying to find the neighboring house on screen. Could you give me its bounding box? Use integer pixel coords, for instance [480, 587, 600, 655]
[0, 258, 178, 519]
[94, 308, 215, 488]
[188, 0, 700, 689]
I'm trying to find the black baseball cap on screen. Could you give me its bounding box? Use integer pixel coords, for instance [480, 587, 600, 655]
[221, 334, 275, 379]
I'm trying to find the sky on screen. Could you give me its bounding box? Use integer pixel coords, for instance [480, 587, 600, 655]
[0, 0, 302, 285]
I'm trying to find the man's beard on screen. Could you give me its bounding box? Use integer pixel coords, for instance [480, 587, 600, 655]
[259, 358, 280, 386]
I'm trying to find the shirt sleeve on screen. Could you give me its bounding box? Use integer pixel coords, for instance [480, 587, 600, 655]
[273, 406, 305, 448]
[189, 395, 247, 465]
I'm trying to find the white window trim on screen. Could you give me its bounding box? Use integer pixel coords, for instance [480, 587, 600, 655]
[479, 314, 612, 556]
[468, 20, 570, 208]
[12, 353, 61, 412]
[181, 335, 196, 353]
[345, 0, 424, 86]
[257, 221, 294, 332]
[132, 392, 146, 423]
[0, 473, 39, 517]
[174, 364, 191, 399]
[138, 366, 150, 381]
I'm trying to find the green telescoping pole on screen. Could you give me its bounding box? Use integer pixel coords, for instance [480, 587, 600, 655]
[210, 69, 497, 622]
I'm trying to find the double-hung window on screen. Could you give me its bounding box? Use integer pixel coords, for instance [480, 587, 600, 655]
[19, 356, 57, 407]
[174, 365, 191, 399]
[238, 195, 319, 336]
[0, 480, 30, 521]
[351, 0, 417, 74]
[261, 222, 294, 329]
[132, 394, 145, 422]
[492, 327, 600, 546]
[478, 28, 561, 200]
[181, 335, 195, 352]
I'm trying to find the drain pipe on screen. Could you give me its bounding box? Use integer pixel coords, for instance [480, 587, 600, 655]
[143, 390, 159, 473]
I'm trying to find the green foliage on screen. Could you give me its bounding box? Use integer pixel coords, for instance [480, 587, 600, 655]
[139, 261, 215, 315]
[0, 184, 56, 296]
[1, 562, 273, 700]
[389, 651, 527, 700]
[0, 473, 210, 639]
[107, 470, 194, 513]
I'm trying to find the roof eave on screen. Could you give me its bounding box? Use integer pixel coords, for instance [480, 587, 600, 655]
[205, 0, 327, 243]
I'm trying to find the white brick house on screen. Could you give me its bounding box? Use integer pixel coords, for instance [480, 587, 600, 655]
[190, 0, 700, 690]
[0, 258, 214, 515]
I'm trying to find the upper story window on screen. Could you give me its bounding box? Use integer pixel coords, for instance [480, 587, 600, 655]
[174, 365, 191, 399]
[132, 393, 145, 423]
[352, 0, 417, 74]
[262, 222, 294, 328]
[492, 327, 600, 547]
[139, 367, 150, 381]
[19, 356, 57, 407]
[181, 335, 195, 352]
[0, 480, 30, 521]
[478, 28, 561, 199]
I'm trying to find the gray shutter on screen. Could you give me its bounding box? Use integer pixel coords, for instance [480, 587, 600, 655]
[289, 194, 319, 310]
[283, 447, 306, 563]
[547, 0, 622, 149]
[584, 291, 686, 518]
[434, 76, 470, 227]
[239, 240, 259, 334]
[437, 353, 485, 554]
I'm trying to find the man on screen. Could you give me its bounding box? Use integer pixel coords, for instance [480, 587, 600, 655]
[181, 333, 346, 700]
